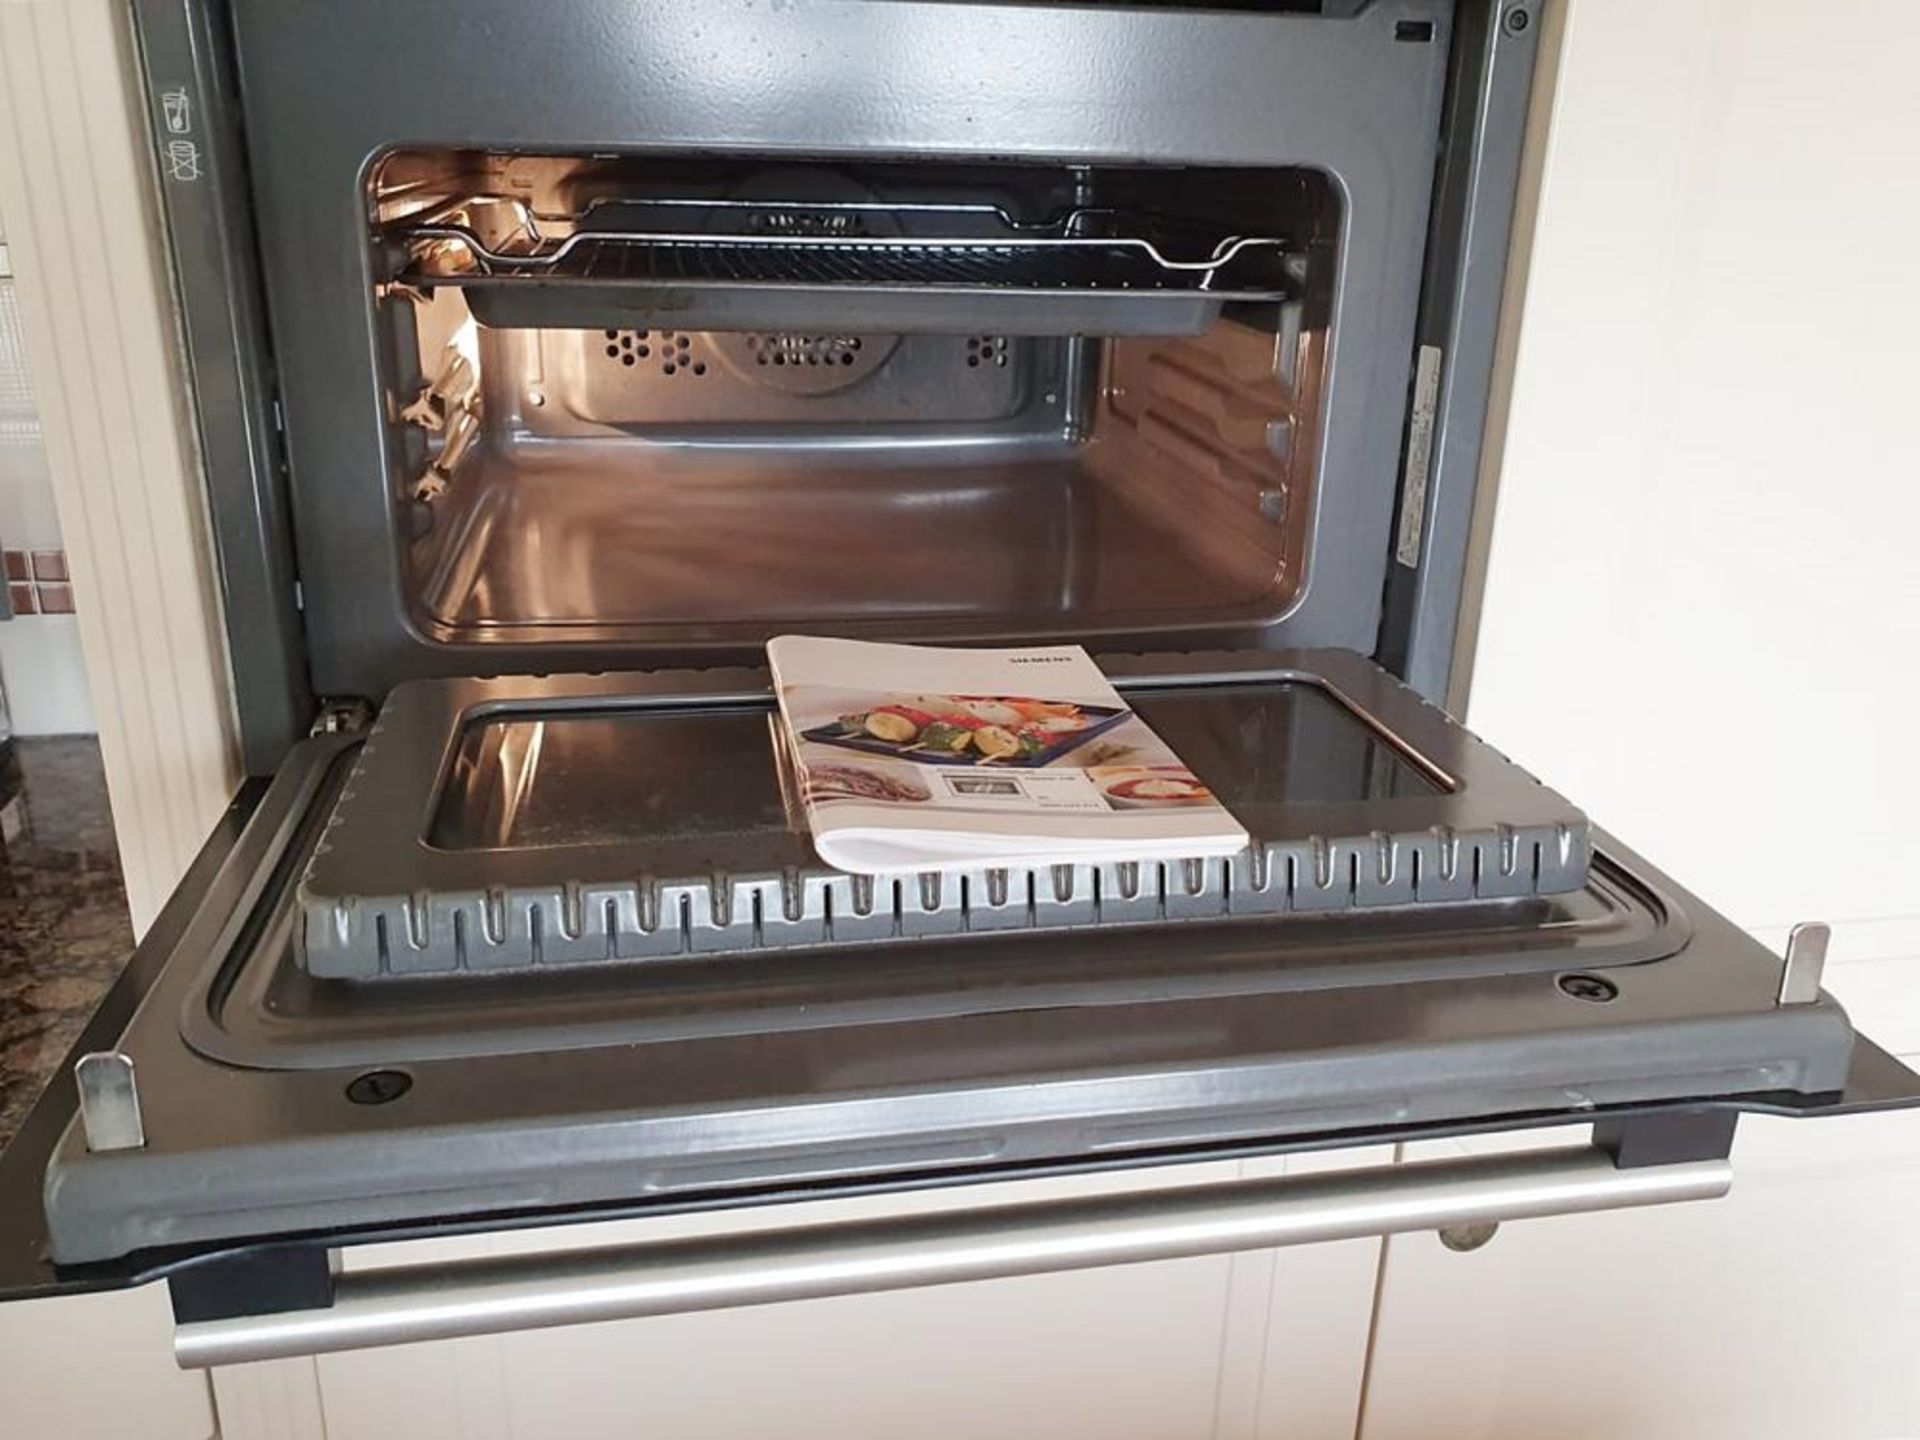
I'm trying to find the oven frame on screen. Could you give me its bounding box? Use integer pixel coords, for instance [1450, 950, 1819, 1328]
[129, 0, 1538, 773]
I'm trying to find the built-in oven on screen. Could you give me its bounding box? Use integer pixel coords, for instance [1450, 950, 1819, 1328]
[1, 0, 1914, 1368]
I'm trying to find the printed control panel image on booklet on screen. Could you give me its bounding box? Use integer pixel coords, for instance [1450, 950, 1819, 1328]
[767, 635, 1250, 874]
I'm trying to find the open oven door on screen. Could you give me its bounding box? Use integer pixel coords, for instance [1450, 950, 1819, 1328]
[1, 648, 1916, 1366]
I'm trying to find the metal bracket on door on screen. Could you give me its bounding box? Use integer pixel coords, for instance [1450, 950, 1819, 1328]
[74, 1052, 146, 1152]
[171, 1142, 1731, 1368]
[1778, 921, 1831, 1005]
[309, 697, 374, 736]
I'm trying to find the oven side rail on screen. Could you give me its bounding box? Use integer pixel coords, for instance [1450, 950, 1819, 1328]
[172, 1142, 1729, 1368]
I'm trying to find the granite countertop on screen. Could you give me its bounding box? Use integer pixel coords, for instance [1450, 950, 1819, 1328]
[0, 737, 135, 1151]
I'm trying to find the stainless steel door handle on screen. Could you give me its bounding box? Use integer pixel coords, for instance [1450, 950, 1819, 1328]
[174, 1146, 1730, 1367]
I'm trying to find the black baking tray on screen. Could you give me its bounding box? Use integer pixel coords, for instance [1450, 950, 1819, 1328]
[291, 650, 1596, 979]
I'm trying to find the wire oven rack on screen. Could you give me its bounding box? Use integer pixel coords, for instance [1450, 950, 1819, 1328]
[390, 195, 1299, 335]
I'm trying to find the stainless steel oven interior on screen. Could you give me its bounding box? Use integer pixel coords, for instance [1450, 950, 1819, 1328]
[375, 153, 1333, 657]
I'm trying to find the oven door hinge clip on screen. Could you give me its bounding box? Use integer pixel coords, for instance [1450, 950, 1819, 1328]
[1777, 920, 1831, 1005]
[75, 1051, 145, 1152]
[311, 697, 375, 737]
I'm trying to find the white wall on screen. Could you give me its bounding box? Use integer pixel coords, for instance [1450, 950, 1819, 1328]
[0, 617, 96, 733]
[0, 228, 96, 734]
[0, 426, 62, 548]
[0, 282, 63, 547]
[1460, 0, 1920, 942]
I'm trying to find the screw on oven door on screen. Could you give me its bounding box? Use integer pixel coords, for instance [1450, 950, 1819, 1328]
[1557, 972, 1619, 1003]
[1438, 1221, 1500, 1253]
[346, 1069, 413, 1105]
[1504, 6, 1532, 34]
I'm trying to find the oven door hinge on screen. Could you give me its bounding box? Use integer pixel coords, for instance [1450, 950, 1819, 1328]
[311, 697, 375, 737]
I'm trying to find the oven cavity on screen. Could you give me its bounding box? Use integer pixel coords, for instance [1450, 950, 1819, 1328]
[369, 152, 1335, 654]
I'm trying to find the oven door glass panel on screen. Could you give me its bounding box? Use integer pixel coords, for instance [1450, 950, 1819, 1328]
[427, 680, 1444, 856]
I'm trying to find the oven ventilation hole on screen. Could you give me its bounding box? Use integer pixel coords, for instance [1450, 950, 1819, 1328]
[965, 335, 1010, 370]
[653, 332, 700, 378]
[747, 207, 872, 238]
[607, 329, 643, 365]
[747, 334, 865, 369]
[601, 329, 704, 377]
[716, 329, 892, 393]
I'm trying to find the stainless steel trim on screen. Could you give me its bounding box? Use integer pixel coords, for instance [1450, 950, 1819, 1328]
[1437, 1219, 1500, 1252]
[74, 1052, 145, 1152]
[1779, 921, 1831, 1005]
[1394, 344, 1444, 568]
[174, 1145, 1730, 1367]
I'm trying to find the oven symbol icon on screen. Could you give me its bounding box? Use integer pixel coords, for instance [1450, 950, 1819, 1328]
[161, 88, 191, 135]
[164, 139, 201, 183]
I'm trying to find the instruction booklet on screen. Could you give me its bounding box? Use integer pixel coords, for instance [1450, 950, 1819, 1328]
[767, 635, 1250, 874]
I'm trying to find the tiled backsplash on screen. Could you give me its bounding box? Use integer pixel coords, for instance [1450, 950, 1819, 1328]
[3, 548, 73, 614]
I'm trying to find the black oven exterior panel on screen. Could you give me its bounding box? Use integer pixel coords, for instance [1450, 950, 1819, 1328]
[127, 0, 315, 773]
[38, 731, 1855, 1266]
[219, 0, 1456, 702]
[1376, 0, 1543, 702]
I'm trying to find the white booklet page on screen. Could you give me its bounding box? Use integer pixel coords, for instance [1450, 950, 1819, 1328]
[768, 635, 1250, 874]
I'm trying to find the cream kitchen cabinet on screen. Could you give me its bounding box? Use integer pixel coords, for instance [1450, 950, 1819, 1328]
[1358, 0, 1920, 1432]
[1362, 1095, 1920, 1438]
[0, 1284, 213, 1439]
